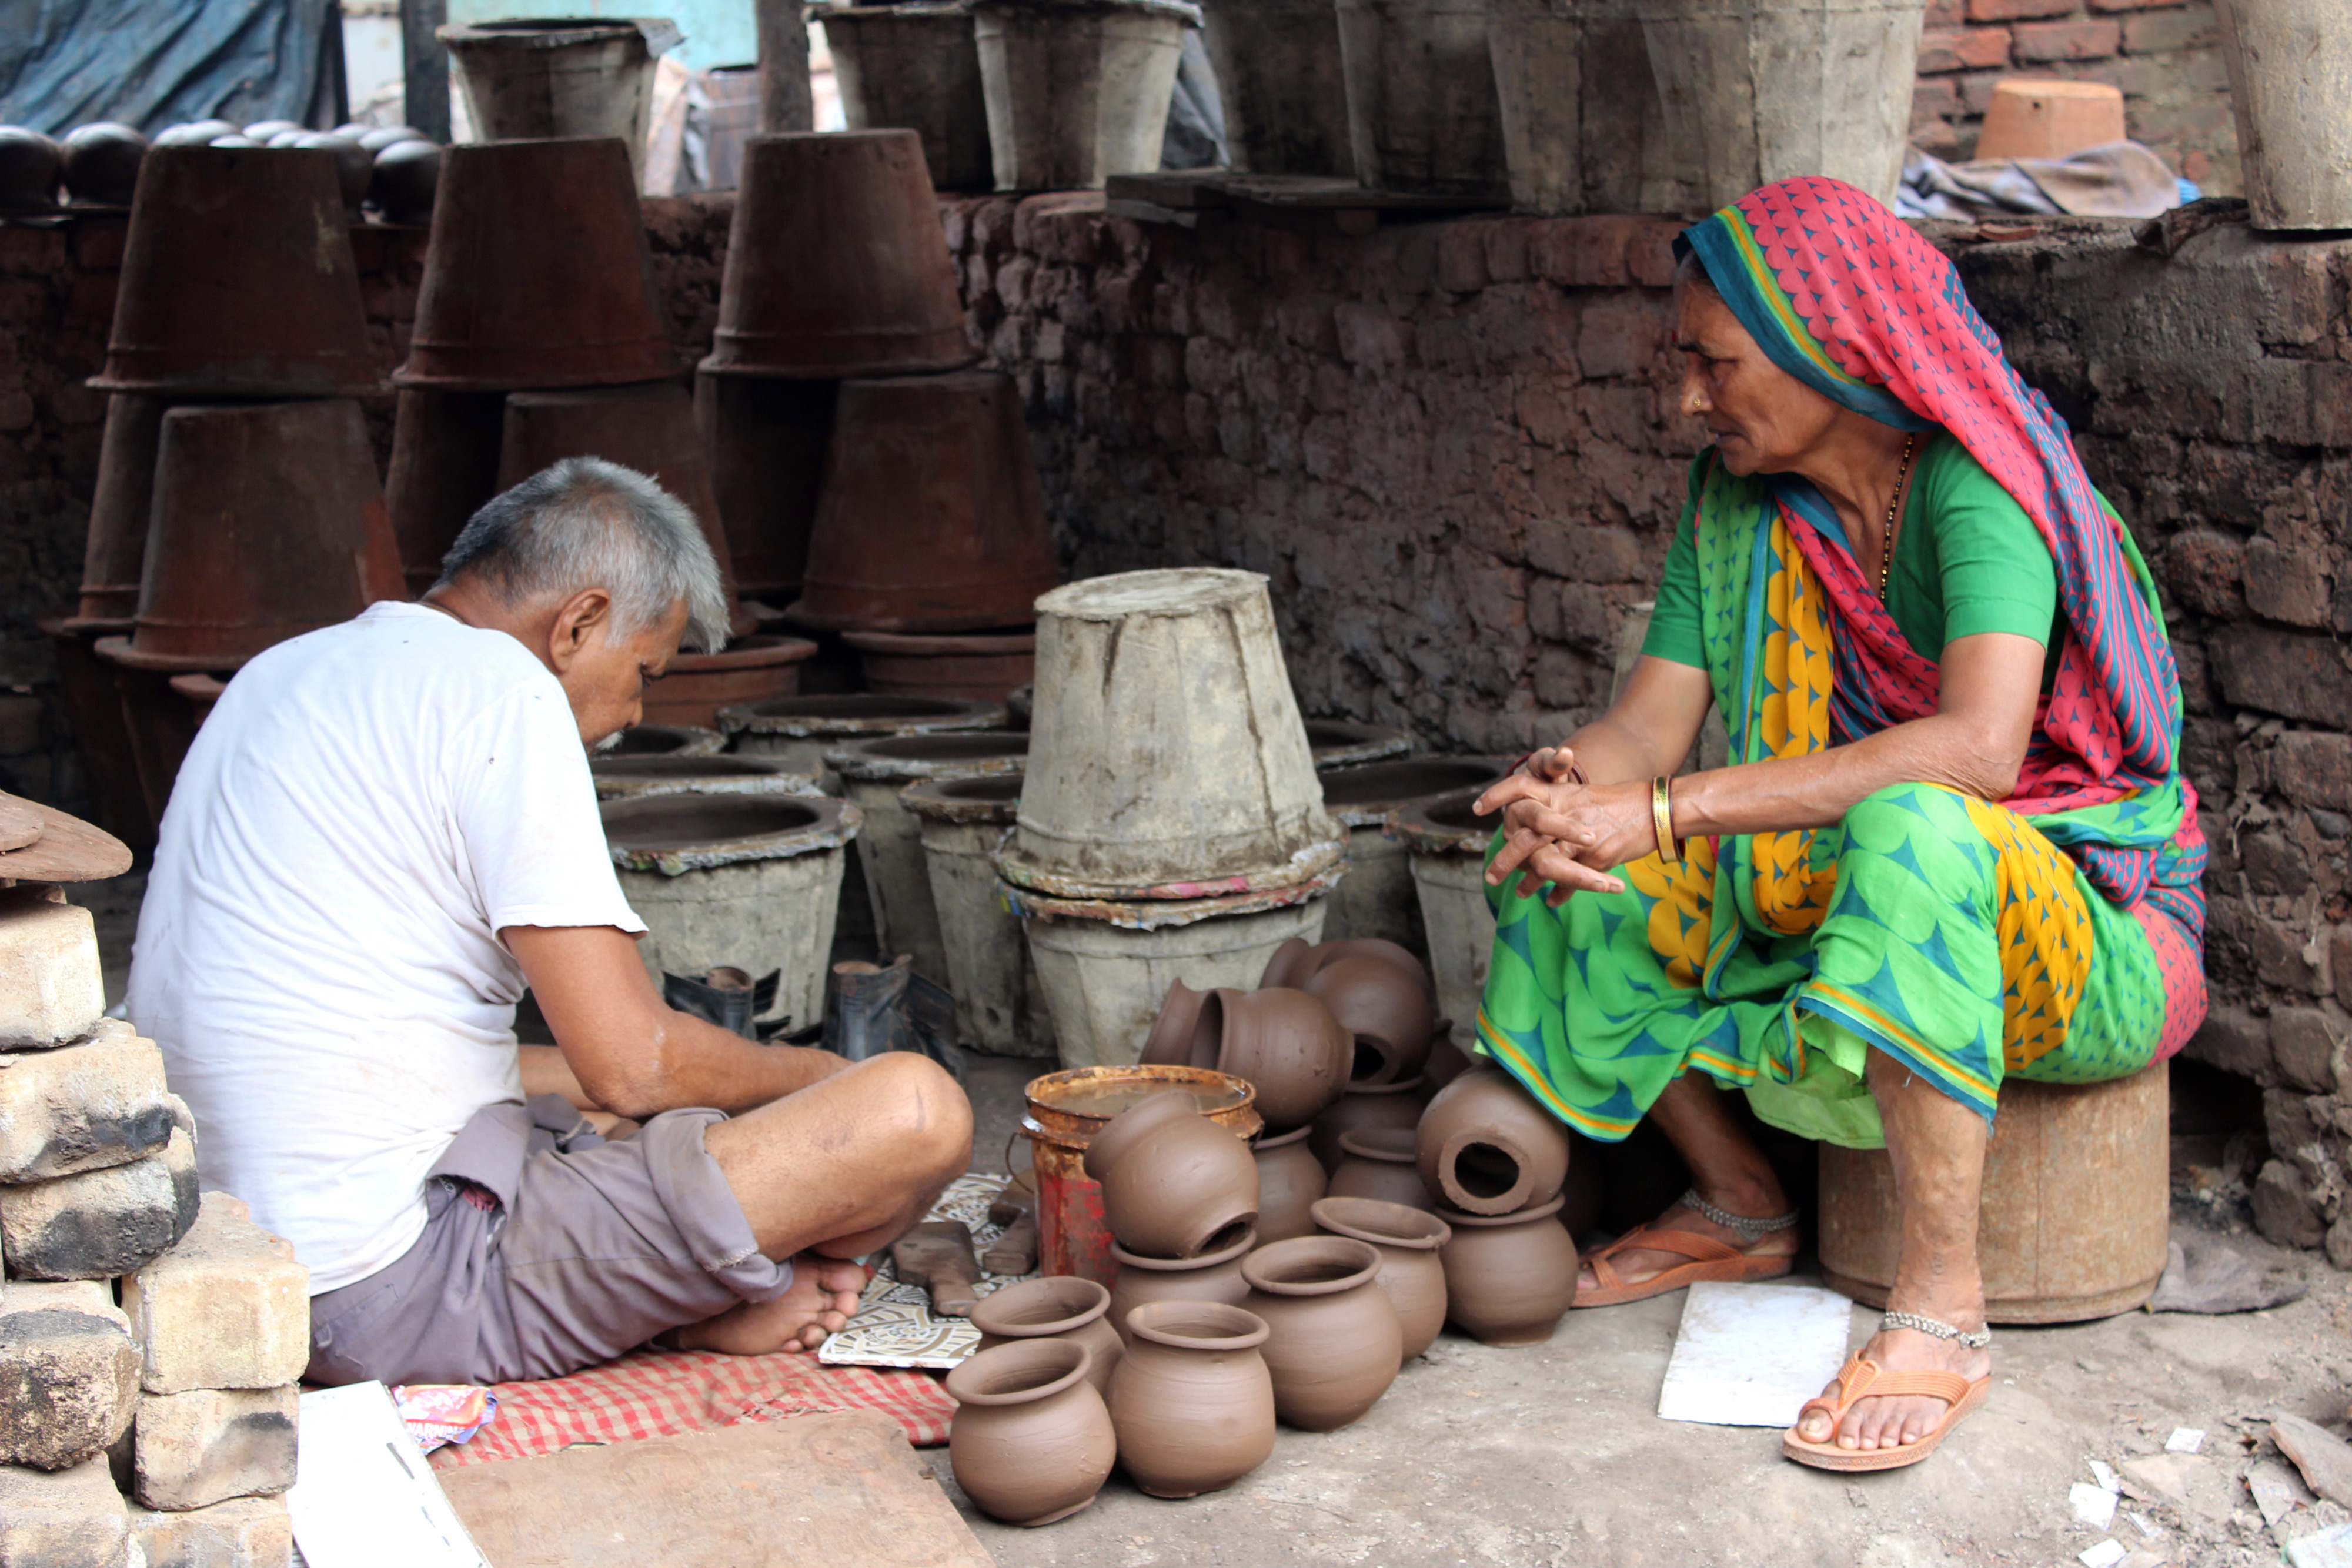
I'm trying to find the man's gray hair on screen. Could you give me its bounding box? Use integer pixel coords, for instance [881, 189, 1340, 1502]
[435, 457, 730, 652]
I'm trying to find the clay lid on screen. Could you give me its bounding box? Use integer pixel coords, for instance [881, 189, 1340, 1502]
[901, 772, 1023, 825]
[0, 794, 133, 883]
[1034, 568, 1266, 623]
[716, 693, 1004, 740]
[1322, 756, 1514, 827]
[1386, 788, 1502, 855]
[590, 754, 821, 802]
[602, 793, 860, 873]
[992, 857, 1344, 929]
[1304, 720, 1410, 771]
[828, 730, 1028, 782]
[841, 629, 1035, 656]
[603, 723, 726, 758]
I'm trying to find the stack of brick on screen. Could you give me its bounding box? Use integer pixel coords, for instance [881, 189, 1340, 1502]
[0, 888, 309, 1568]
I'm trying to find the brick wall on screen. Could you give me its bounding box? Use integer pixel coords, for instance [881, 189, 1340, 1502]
[1912, 0, 2240, 192]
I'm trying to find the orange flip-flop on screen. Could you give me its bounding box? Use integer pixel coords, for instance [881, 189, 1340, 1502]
[1781, 1353, 1992, 1472]
[1572, 1225, 1796, 1308]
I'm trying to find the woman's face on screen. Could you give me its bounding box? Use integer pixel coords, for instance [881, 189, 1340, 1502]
[1674, 276, 1840, 476]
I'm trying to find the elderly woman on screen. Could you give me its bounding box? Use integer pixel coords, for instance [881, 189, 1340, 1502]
[1474, 179, 2208, 1472]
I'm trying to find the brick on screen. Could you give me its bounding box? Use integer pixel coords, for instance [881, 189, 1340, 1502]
[2274, 733, 2352, 813]
[1528, 215, 1635, 288]
[2013, 18, 2123, 58]
[129, 1495, 292, 1568]
[2253, 1158, 2327, 1248]
[0, 1018, 172, 1183]
[1918, 25, 2014, 71]
[120, 1192, 310, 1398]
[1437, 223, 1488, 293]
[0, 1453, 128, 1566]
[1967, 0, 2077, 18]
[2210, 627, 2352, 730]
[2183, 1005, 2271, 1084]
[133, 1386, 298, 1512]
[1577, 296, 1665, 379]
[0, 694, 41, 755]
[0, 895, 105, 1049]
[0, 1125, 193, 1281]
[2120, 4, 2216, 50]
[2270, 1007, 2341, 1094]
[0, 1281, 139, 1471]
[2087, 0, 2189, 9]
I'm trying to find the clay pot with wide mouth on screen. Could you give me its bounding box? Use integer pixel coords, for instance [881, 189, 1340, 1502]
[970, 1276, 1124, 1395]
[1083, 1089, 1259, 1261]
[1302, 951, 1435, 1086]
[1239, 1235, 1402, 1430]
[1259, 935, 1429, 995]
[1416, 1066, 1572, 1216]
[1251, 1125, 1327, 1243]
[1311, 1196, 1452, 1362]
[1104, 1228, 1257, 1343]
[589, 753, 818, 801]
[1309, 1075, 1427, 1173]
[1105, 1300, 1277, 1499]
[1327, 1127, 1436, 1211]
[946, 1338, 1115, 1527]
[1438, 1194, 1579, 1346]
[1139, 983, 1352, 1132]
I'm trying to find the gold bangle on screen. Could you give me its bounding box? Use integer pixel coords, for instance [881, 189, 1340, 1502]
[1651, 776, 1679, 862]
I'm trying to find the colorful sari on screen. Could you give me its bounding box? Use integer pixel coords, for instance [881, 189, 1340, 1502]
[1475, 178, 2209, 1146]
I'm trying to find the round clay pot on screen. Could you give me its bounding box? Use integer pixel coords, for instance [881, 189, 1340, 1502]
[1258, 935, 1318, 991]
[1083, 1089, 1260, 1261]
[1138, 983, 1351, 1133]
[59, 122, 148, 205]
[152, 121, 240, 148]
[1239, 1235, 1402, 1431]
[1258, 935, 1428, 990]
[1415, 1066, 1571, 1216]
[1439, 1194, 1579, 1346]
[1304, 951, 1435, 1086]
[1327, 1128, 1436, 1211]
[1106, 1300, 1277, 1499]
[1252, 1125, 1328, 1243]
[946, 1338, 1115, 1527]
[1423, 1027, 1473, 1092]
[1309, 1075, 1428, 1173]
[358, 125, 429, 152]
[970, 1276, 1124, 1396]
[1105, 1228, 1258, 1345]
[370, 138, 441, 225]
[0, 128, 61, 211]
[1311, 1196, 1453, 1362]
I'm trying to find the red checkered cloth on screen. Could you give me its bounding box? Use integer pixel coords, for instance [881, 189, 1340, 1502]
[425, 1347, 956, 1470]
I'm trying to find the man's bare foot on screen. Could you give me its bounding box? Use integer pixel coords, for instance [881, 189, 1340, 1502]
[674, 1256, 867, 1355]
[1795, 1323, 1990, 1452]
[1575, 1188, 1798, 1295]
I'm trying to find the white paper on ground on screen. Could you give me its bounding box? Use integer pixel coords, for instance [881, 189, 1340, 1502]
[2079, 1539, 2125, 1568]
[2071, 1482, 2120, 1528]
[2166, 1427, 2206, 1453]
[2286, 1523, 2352, 1568]
[286, 1383, 490, 1568]
[2089, 1458, 2120, 1493]
[1655, 1281, 1857, 1429]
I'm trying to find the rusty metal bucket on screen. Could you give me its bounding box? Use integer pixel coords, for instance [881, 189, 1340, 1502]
[387, 387, 508, 596]
[790, 372, 1060, 633]
[694, 371, 836, 601]
[396, 137, 681, 390]
[699, 130, 976, 379]
[90, 146, 385, 397]
[103, 400, 404, 673]
[1021, 1065, 1262, 1286]
[638, 636, 821, 730]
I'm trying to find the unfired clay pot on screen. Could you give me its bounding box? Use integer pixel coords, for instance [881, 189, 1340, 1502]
[946, 1338, 1116, 1526]
[1416, 1066, 1571, 1216]
[1259, 935, 1428, 990]
[1327, 1128, 1436, 1211]
[1252, 1125, 1328, 1242]
[1240, 1235, 1403, 1431]
[1302, 951, 1435, 1085]
[1309, 1074, 1428, 1173]
[1106, 1299, 1277, 1499]
[1084, 1088, 1260, 1261]
[970, 1275, 1125, 1395]
[1140, 982, 1352, 1132]
[1438, 1193, 1579, 1346]
[1423, 1026, 1473, 1092]
[1311, 1195, 1453, 1362]
[1106, 1227, 1259, 1344]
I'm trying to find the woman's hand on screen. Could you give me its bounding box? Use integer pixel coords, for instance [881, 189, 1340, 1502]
[1476, 750, 1663, 907]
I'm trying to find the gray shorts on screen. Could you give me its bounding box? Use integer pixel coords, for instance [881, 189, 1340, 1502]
[305, 1095, 794, 1386]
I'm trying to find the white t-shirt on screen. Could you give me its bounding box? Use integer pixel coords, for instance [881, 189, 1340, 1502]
[127, 602, 644, 1293]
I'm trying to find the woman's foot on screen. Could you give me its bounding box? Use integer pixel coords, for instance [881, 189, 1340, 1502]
[1795, 1319, 1991, 1452]
[1575, 1185, 1799, 1295]
[674, 1255, 867, 1355]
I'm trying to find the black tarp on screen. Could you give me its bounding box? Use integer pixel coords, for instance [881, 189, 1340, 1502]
[0, 0, 340, 136]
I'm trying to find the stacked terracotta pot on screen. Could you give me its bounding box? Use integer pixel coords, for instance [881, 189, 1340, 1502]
[386, 134, 815, 728]
[52, 143, 405, 838]
[1415, 1060, 1587, 1346]
[702, 128, 1057, 704]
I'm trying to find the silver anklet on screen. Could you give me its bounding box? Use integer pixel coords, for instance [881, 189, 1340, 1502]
[1679, 1188, 1799, 1243]
[1881, 1310, 1991, 1349]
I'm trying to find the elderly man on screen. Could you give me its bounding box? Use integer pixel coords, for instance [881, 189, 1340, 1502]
[126, 459, 971, 1386]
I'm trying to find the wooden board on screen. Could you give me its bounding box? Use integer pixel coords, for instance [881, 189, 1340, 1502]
[1104, 170, 1510, 233]
[437, 1412, 995, 1568]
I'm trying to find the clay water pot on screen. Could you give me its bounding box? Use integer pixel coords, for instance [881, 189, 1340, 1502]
[1259, 935, 1428, 991]
[1328, 1128, 1436, 1211]
[1084, 1089, 1259, 1261]
[93, 145, 382, 396]
[0, 129, 61, 211]
[1105, 1228, 1257, 1342]
[701, 130, 975, 378]
[1138, 984, 1352, 1132]
[1439, 1194, 1578, 1346]
[369, 138, 441, 225]
[694, 371, 836, 600]
[1107, 1300, 1277, 1497]
[1252, 1125, 1327, 1242]
[946, 1338, 1115, 1526]
[59, 122, 149, 206]
[1423, 1027, 1473, 1092]
[1416, 1065, 1571, 1216]
[385, 386, 507, 596]
[1304, 952, 1435, 1085]
[1310, 1195, 1452, 1361]
[1239, 1235, 1402, 1430]
[791, 372, 1060, 633]
[970, 1276, 1124, 1396]
[397, 136, 680, 390]
[1308, 1075, 1427, 1173]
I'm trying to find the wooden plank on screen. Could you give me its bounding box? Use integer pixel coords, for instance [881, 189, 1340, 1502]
[1101, 171, 1233, 210]
[438, 1412, 994, 1568]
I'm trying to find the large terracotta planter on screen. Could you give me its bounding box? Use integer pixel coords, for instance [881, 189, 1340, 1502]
[2214, 0, 2352, 230]
[1202, 0, 1354, 175]
[440, 20, 664, 188]
[1389, 789, 1502, 1049]
[1334, 0, 1507, 195]
[844, 630, 1037, 703]
[1318, 755, 1511, 956]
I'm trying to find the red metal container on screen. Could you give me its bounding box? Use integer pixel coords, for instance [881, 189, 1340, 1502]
[39, 617, 152, 851]
[396, 137, 681, 390]
[844, 629, 1036, 701]
[700, 130, 977, 379]
[790, 372, 1061, 633]
[638, 635, 821, 730]
[694, 370, 836, 601]
[107, 401, 405, 673]
[90, 146, 384, 397]
[386, 387, 508, 596]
